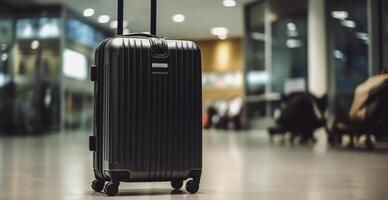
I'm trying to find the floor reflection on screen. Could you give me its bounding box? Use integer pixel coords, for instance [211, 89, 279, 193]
[0, 129, 388, 200]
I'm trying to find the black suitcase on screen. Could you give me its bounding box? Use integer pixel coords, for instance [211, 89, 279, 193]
[89, 0, 202, 196]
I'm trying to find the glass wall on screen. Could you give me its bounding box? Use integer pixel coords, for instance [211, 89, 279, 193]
[270, 0, 308, 93]
[326, 0, 369, 118]
[244, 1, 267, 119]
[12, 8, 63, 133]
[327, 0, 369, 92]
[244, 0, 308, 125]
[245, 1, 266, 96]
[0, 4, 112, 134]
[0, 4, 15, 132]
[62, 9, 110, 130]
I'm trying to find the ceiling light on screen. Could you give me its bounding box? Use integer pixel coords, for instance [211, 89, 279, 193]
[211, 27, 229, 36]
[223, 0, 236, 7]
[331, 11, 348, 20]
[31, 40, 40, 50]
[0, 73, 10, 87]
[286, 39, 302, 48]
[98, 15, 110, 24]
[356, 32, 368, 41]
[333, 50, 347, 62]
[83, 8, 95, 17]
[172, 14, 185, 23]
[341, 20, 356, 28]
[1, 53, 8, 61]
[287, 22, 296, 31]
[247, 71, 269, 85]
[218, 35, 227, 40]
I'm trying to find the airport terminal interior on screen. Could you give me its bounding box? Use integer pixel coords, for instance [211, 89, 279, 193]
[1, 0, 388, 199]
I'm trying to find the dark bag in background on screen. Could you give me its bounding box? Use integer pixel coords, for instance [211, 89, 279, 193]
[278, 92, 325, 134]
[89, 0, 202, 196]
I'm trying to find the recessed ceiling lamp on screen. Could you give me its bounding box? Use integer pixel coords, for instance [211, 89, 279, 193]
[287, 22, 296, 31]
[31, 40, 40, 50]
[83, 8, 94, 17]
[211, 27, 228, 40]
[356, 32, 368, 41]
[211, 27, 229, 36]
[341, 20, 356, 28]
[1, 53, 8, 61]
[331, 11, 348, 20]
[223, 0, 236, 7]
[172, 14, 185, 23]
[286, 39, 302, 48]
[98, 15, 110, 24]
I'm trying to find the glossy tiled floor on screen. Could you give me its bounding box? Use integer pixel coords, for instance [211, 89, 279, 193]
[1, 129, 388, 200]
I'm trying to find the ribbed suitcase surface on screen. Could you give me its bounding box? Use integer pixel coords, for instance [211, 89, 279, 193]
[92, 37, 202, 183]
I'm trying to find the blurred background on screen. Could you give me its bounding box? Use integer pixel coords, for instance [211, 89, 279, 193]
[1, 0, 388, 199]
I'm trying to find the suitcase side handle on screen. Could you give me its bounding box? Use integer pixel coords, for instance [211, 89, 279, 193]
[117, 0, 157, 36]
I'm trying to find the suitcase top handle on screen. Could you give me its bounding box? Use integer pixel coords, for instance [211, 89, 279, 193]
[117, 0, 157, 36]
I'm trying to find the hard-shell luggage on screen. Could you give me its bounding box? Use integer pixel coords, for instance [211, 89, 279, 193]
[89, 0, 202, 196]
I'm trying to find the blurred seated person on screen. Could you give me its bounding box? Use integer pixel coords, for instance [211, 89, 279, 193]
[269, 92, 327, 144]
[214, 100, 229, 129]
[227, 97, 244, 130]
[204, 105, 218, 129]
[205, 98, 245, 130]
[328, 70, 388, 149]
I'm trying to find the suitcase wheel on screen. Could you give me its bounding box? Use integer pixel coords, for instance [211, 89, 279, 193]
[91, 179, 105, 192]
[171, 180, 183, 190]
[185, 180, 199, 194]
[104, 182, 119, 196]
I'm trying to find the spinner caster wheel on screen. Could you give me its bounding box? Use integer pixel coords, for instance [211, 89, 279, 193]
[91, 179, 105, 192]
[171, 180, 183, 190]
[185, 180, 199, 194]
[104, 182, 119, 196]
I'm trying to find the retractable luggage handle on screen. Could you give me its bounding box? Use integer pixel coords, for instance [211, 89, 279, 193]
[117, 0, 157, 36]
[117, 0, 168, 57]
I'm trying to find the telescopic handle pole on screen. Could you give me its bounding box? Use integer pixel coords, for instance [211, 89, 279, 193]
[150, 0, 157, 35]
[117, 0, 123, 35]
[117, 0, 157, 35]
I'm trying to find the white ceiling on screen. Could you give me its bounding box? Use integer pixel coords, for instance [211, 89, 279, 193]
[30, 0, 255, 40]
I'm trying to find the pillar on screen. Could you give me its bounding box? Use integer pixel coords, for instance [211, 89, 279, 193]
[308, 0, 328, 97]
